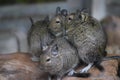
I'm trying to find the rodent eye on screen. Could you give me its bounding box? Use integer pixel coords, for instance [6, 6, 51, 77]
[55, 18, 61, 24]
[68, 17, 72, 21]
[46, 58, 51, 62]
[68, 15, 74, 21]
[56, 21, 60, 24]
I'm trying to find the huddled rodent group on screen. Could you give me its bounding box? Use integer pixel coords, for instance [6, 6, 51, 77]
[27, 7, 120, 80]
[47, 7, 107, 73]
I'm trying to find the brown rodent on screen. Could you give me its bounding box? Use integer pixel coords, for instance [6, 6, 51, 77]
[64, 10, 107, 73]
[39, 37, 80, 80]
[27, 16, 54, 61]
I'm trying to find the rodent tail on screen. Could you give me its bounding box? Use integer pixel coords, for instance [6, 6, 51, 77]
[103, 56, 120, 61]
[71, 72, 90, 78]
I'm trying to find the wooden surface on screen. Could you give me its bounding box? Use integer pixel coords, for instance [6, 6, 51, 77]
[0, 52, 119, 80]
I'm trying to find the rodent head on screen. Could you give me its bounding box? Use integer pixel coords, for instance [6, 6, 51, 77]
[66, 9, 89, 24]
[49, 15, 64, 36]
[39, 42, 63, 74]
[39, 37, 78, 75]
[48, 7, 68, 37]
[64, 9, 90, 32]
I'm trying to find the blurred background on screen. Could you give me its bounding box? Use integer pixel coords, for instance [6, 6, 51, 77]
[0, 0, 120, 54]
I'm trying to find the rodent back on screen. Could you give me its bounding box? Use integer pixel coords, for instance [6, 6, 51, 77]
[28, 19, 54, 56]
[65, 11, 107, 64]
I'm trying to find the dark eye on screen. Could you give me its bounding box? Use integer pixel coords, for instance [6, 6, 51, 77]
[68, 17, 72, 20]
[46, 58, 51, 62]
[56, 21, 60, 23]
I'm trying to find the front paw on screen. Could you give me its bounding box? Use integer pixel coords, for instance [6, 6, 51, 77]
[68, 70, 76, 76]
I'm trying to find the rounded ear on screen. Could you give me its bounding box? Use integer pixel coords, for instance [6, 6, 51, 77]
[61, 9, 68, 17]
[76, 9, 89, 20]
[51, 44, 59, 56]
[56, 7, 61, 15]
[54, 44, 58, 51]
[80, 8, 89, 14]
[75, 9, 82, 20]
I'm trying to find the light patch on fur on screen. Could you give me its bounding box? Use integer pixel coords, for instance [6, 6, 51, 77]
[80, 63, 93, 73]
[43, 46, 48, 51]
[56, 18, 60, 22]
[55, 32, 62, 37]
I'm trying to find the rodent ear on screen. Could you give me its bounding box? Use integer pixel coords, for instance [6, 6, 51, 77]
[56, 7, 61, 15]
[76, 9, 88, 21]
[75, 9, 82, 20]
[61, 9, 68, 17]
[51, 44, 59, 56]
[80, 8, 89, 15]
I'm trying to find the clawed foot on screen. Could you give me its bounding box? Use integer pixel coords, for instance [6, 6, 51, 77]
[80, 63, 93, 73]
[80, 67, 90, 73]
[68, 70, 76, 76]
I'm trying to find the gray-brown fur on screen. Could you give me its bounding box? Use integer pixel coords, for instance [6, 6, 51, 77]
[39, 37, 79, 79]
[48, 7, 67, 37]
[65, 10, 107, 66]
[27, 16, 54, 59]
[48, 9, 107, 72]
